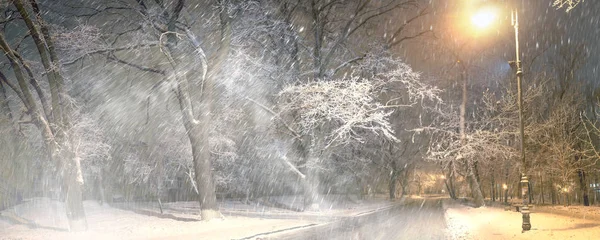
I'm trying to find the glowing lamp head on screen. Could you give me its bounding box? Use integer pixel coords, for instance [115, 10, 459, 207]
[502, 184, 508, 190]
[471, 7, 498, 30]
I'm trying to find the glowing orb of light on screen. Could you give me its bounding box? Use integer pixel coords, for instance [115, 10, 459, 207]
[471, 7, 498, 30]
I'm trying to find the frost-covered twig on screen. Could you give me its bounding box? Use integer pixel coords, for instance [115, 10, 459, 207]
[553, 0, 583, 12]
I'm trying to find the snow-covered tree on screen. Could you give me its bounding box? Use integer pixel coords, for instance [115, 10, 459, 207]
[417, 75, 546, 207]
[54, 0, 236, 220]
[0, 0, 91, 230]
[277, 52, 440, 209]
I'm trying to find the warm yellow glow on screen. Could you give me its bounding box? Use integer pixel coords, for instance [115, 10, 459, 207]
[471, 7, 498, 30]
[502, 184, 508, 190]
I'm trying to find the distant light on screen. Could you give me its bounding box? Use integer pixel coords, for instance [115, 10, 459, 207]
[502, 184, 507, 190]
[471, 7, 498, 30]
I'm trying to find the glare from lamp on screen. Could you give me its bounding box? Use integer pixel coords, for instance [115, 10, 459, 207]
[471, 7, 498, 30]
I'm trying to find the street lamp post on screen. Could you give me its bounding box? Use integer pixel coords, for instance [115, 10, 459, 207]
[470, 3, 531, 231]
[510, 8, 531, 232]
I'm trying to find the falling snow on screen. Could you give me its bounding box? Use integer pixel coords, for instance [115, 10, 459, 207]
[1, 0, 600, 239]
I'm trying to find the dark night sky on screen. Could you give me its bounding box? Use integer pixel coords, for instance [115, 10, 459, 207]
[501, 0, 599, 86]
[399, 0, 600, 97]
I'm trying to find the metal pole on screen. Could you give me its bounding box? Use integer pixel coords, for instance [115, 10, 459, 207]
[512, 8, 531, 231]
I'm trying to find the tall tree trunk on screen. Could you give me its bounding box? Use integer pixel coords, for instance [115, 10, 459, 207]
[503, 160, 510, 204]
[302, 169, 320, 210]
[0, 29, 86, 230]
[528, 179, 534, 203]
[187, 125, 220, 219]
[474, 161, 483, 196]
[156, 148, 165, 206]
[14, 0, 63, 125]
[160, 0, 232, 220]
[401, 164, 413, 197]
[302, 133, 325, 210]
[97, 174, 106, 205]
[551, 178, 557, 205]
[578, 169, 590, 206]
[310, 0, 324, 79]
[0, 76, 12, 121]
[459, 61, 483, 205]
[292, 135, 320, 211]
[10, 1, 87, 230]
[445, 164, 457, 199]
[166, 47, 220, 219]
[389, 168, 398, 200]
[280, 2, 301, 80]
[540, 173, 545, 204]
[444, 178, 456, 199]
[468, 164, 485, 207]
[491, 173, 496, 202]
[63, 155, 87, 231]
[592, 174, 599, 205]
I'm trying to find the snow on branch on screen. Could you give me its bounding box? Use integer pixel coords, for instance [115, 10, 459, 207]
[53, 24, 159, 66]
[278, 55, 439, 148]
[279, 76, 397, 147]
[67, 107, 112, 184]
[553, 0, 583, 12]
[53, 24, 106, 54]
[416, 92, 519, 174]
[416, 78, 548, 176]
[354, 48, 442, 104]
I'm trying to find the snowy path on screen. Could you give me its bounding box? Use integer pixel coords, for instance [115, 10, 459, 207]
[445, 201, 600, 240]
[338, 197, 447, 240]
[272, 197, 447, 240]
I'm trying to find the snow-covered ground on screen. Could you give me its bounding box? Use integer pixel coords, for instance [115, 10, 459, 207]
[0, 198, 315, 240]
[109, 194, 396, 221]
[444, 201, 600, 240]
[535, 204, 600, 221]
[0, 195, 396, 240]
[7, 196, 600, 240]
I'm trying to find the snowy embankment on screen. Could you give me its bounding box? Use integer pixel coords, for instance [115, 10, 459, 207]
[443, 199, 600, 240]
[0, 195, 395, 240]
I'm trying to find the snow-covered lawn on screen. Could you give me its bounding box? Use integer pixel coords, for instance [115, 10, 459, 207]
[445, 201, 600, 240]
[535, 205, 600, 221]
[0, 195, 396, 240]
[0, 198, 315, 240]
